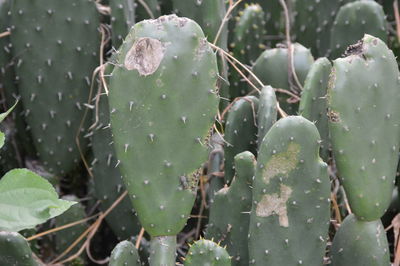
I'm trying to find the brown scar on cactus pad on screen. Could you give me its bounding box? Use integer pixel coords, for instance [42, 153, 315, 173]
[343, 39, 364, 57]
[262, 142, 299, 184]
[328, 110, 341, 123]
[256, 184, 292, 227]
[124, 37, 166, 75]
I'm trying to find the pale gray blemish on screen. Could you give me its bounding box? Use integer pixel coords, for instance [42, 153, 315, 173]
[256, 184, 293, 227]
[124, 37, 166, 76]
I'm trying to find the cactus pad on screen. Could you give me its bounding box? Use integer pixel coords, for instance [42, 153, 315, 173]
[328, 34, 400, 220]
[109, 15, 219, 236]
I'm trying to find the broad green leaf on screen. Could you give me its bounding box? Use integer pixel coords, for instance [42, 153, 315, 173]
[0, 168, 76, 232]
[0, 100, 18, 149]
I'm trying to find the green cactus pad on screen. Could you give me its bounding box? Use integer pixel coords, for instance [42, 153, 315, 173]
[231, 4, 266, 65]
[206, 151, 255, 265]
[9, 0, 100, 175]
[91, 91, 141, 240]
[229, 4, 266, 98]
[136, 0, 160, 21]
[257, 85, 277, 149]
[330, 214, 390, 266]
[248, 116, 330, 266]
[252, 43, 314, 115]
[330, 1, 387, 58]
[149, 236, 176, 266]
[207, 134, 225, 200]
[110, 0, 135, 48]
[0, 231, 37, 266]
[0, 121, 20, 174]
[251, 0, 282, 41]
[172, 0, 226, 44]
[293, 0, 354, 57]
[0, 0, 34, 170]
[328, 34, 400, 220]
[109, 15, 219, 237]
[299, 57, 332, 161]
[54, 195, 88, 257]
[109, 240, 141, 266]
[185, 239, 231, 266]
[171, 0, 229, 109]
[224, 96, 258, 184]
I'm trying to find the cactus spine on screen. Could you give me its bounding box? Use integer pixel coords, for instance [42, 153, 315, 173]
[109, 15, 219, 265]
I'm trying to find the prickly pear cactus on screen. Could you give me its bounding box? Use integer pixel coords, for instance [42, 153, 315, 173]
[206, 151, 255, 266]
[229, 4, 266, 98]
[136, 0, 160, 21]
[171, 0, 229, 109]
[330, 214, 390, 266]
[0, 0, 34, 170]
[109, 240, 141, 266]
[224, 96, 258, 184]
[110, 0, 135, 48]
[171, 0, 226, 45]
[108, 15, 219, 265]
[0, 231, 37, 266]
[184, 239, 231, 266]
[231, 4, 266, 65]
[91, 90, 141, 240]
[248, 116, 330, 266]
[9, 0, 100, 175]
[54, 195, 88, 257]
[0, 121, 20, 174]
[251, 0, 282, 41]
[293, 0, 354, 57]
[328, 34, 400, 220]
[207, 133, 225, 200]
[330, 1, 387, 58]
[299, 58, 331, 161]
[0, 0, 15, 111]
[257, 85, 277, 149]
[252, 43, 314, 115]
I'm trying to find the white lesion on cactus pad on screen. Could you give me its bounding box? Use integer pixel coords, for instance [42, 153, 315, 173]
[262, 142, 300, 185]
[256, 184, 293, 227]
[124, 37, 166, 76]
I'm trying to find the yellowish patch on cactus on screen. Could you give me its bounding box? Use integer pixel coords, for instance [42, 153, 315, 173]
[262, 142, 300, 184]
[255, 184, 293, 227]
